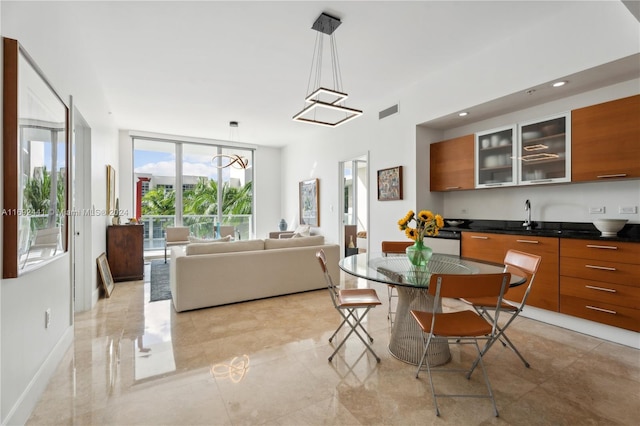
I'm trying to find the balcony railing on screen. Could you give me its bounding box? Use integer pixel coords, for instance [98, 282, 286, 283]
[140, 214, 253, 250]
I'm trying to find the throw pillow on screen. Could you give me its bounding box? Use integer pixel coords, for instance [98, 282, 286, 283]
[293, 224, 311, 237]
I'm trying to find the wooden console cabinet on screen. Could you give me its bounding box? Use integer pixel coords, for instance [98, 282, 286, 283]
[106, 225, 144, 282]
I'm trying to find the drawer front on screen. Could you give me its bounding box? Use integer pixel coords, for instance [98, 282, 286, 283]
[560, 257, 640, 286]
[560, 295, 640, 332]
[461, 232, 510, 263]
[462, 232, 559, 311]
[560, 239, 640, 264]
[461, 232, 558, 261]
[560, 276, 640, 309]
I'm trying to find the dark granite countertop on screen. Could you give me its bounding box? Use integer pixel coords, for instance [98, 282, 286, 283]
[439, 219, 640, 243]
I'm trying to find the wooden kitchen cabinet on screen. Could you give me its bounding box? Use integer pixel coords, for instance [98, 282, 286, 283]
[571, 94, 640, 182]
[560, 239, 640, 332]
[107, 225, 144, 282]
[430, 134, 474, 191]
[461, 232, 559, 311]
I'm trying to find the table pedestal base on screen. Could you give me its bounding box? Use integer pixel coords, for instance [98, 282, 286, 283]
[388, 286, 450, 366]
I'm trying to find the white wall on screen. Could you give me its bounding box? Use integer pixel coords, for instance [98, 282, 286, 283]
[282, 1, 640, 255]
[1, 2, 119, 424]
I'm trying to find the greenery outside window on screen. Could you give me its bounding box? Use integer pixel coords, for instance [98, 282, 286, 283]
[133, 137, 254, 250]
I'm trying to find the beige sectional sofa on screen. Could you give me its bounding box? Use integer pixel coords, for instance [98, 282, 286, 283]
[169, 235, 340, 312]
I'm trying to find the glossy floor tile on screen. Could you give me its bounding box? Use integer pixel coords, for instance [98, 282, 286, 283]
[27, 263, 640, 425]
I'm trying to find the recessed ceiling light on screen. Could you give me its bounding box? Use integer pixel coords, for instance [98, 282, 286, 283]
[458, 111, 469, 117]
[552, 81, 567, 88]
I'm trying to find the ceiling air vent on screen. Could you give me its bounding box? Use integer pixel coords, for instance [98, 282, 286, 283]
[379, 104, 399, 120]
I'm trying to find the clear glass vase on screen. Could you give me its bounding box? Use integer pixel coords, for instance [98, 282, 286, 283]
[406, 240, 433, 268]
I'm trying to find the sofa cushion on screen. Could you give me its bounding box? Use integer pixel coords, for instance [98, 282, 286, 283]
[264, 235, 324, 250]
[188, 235, 231, 244]
[186, 239, 264, 255]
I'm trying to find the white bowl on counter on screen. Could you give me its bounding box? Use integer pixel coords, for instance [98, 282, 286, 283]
[593, 219, 627, 237]
[446, 220, 464, 227]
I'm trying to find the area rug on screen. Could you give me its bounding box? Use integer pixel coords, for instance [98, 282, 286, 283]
[150, 260, 172, 302]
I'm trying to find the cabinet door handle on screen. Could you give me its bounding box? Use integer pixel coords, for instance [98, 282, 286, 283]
[445, 186, 461, 190]
[596, 173, 627, 179]
[585, 285, 616, 293]
[484, 183, 504, 187]
[530, 179, 553, 183]
[471, 236, 489, 239]
[516, 239, 539, 244]
[586, 244, 618, 250]
[585, 305, 617, 315]
[585, 264, 616, 271]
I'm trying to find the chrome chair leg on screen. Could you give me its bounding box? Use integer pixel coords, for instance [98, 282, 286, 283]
[328, 306, 380, 363]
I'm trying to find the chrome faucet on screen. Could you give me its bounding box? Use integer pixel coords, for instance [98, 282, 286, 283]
[523, 199, 532, 229]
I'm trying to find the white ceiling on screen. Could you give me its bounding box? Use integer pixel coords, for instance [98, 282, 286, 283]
[4, 1, 639, 147]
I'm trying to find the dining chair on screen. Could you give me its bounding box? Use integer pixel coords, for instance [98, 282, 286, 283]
[217, 225, 236, 240]
[381, 241, 413, 325]
[316, 249, 382, 363]
[164, 226, 190, 263]
[461, 249, 541, 374]
[21, 227, 60, 269]
[411, 272, 511, 417]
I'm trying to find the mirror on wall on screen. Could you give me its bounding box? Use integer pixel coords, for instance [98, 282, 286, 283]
[340, 156, 368, 257]
[3, 37, 69, 278]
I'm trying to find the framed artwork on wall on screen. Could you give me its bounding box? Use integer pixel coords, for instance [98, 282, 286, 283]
[377, 166, 403, 201]
[96, 253, 115, 298]
[299, 178, 319, 227]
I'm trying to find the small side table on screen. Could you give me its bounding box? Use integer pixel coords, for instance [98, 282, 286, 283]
[345, 247, 358, 257]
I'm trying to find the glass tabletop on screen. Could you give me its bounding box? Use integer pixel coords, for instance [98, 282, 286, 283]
[339, 252, 523, 288]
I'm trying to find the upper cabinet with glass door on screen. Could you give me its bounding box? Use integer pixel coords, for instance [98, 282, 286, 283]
[518, 113, 571, 185]
[475, 125, 517, 188]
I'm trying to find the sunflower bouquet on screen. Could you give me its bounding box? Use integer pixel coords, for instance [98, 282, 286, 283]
[397, 210, 444, 243]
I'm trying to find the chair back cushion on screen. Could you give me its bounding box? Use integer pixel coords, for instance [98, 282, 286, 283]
[218, 225, 236, 238]
[504, 249, 541, 275]
[166, 227, 190, 241]
[381, 241, 413, 254]
[429, 273, 511, 299]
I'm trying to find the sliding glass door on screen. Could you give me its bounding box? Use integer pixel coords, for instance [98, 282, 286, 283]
[134, 137, 253, 251]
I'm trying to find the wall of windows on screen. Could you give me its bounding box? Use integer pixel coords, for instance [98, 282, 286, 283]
[133, 137, 254, 250]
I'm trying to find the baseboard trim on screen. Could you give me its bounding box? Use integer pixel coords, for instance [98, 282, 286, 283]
[521, 306, 640, 349]
[2, 326, 74, 426]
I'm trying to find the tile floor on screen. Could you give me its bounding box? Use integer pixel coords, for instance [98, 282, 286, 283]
[27, 263, 640, 425]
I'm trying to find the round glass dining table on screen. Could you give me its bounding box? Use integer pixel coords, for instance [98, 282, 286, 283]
[339, 252, 525, 366]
